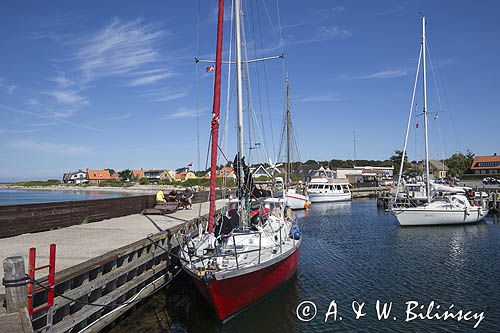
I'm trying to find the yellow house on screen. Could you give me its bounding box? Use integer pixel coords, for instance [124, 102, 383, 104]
[175, 171, 197, 182]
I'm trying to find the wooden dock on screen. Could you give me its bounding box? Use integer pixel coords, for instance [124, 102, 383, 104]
[0, 199, 225, 332]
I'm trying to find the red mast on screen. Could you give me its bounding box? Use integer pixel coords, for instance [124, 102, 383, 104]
[208, 0, 225, 234]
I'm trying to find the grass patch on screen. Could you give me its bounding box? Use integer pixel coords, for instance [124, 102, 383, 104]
[14, 179, 61, 187]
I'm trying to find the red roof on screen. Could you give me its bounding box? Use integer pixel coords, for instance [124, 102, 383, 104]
[470, 155, 500, 170]
[176, 172, 187, 180]
[132, 169, 145, 178]
[87, 169, 117, 181]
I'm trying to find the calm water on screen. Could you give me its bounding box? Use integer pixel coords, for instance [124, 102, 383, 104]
[111, 199, 500, 332]
[0, 188, 137, 205]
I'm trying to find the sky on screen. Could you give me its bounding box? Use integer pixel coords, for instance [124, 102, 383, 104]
[0, 0, 499, 181]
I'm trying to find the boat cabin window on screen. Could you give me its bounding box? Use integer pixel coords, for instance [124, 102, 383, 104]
[335, 185, 341, 191]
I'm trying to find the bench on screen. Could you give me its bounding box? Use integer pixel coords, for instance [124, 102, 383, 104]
[142, 201, 180, 215]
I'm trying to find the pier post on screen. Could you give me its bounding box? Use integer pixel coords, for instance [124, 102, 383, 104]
[3, 256, 28, 313]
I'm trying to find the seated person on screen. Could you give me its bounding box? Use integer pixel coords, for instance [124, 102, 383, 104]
[156, 189, 166, 203]
[168, 189, 178, 201]
[183, 188, 193, 209]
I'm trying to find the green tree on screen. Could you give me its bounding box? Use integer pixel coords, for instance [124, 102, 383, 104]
[445, 151, 474, 177]
[139, 177, 150, 185]
[118, 169, 132, 182]
[391, 150, 410, 176]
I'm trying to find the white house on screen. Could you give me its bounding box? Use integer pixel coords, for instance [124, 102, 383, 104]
[250, 165, 283, 179]
[63, 170, 88, 184]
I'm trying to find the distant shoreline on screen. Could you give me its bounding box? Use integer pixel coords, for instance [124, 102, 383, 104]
[0, 184, 177, 194]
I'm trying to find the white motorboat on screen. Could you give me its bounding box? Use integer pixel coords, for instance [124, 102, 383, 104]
[307, 177, 352, 203]
[282, 188, 311, 210]
[390, 17, 488, 226]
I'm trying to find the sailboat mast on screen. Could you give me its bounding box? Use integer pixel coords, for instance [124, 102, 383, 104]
[234, 0, 247, 225]
[235, 0, 245, 169]
[208, 0, 225, 234]
[286, 78, 291, 187]
[422, 16, 431, 203]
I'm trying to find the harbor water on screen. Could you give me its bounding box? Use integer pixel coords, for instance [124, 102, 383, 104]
[110, 198, 499, 332]
[0, 188, 138, 206]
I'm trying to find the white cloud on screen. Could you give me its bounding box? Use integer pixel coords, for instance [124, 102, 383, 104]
[295, 94, 342, 103]
[340, 69, 408, 80]
[287, 25, 352, 45]
[164, 107, 207, 119]
[0, 77, 16, 94]
[128, 71, 175, 86]
[0, 128, 44, 134]
[316, 26, 352, 40]
[44, 90, 88, 105]
[0, 104, 102, 132]
[50, 73, 74, 87]
[142, 88, 188, 102]
[108, 113, 132, 120]
[8, 140, 93, 155]
[358, 69, 407, 79]
[26, 99, 39, 107]
[207, 5, 232, 23]
[50, 109, 77, 118]
[77, 18, 168, 81]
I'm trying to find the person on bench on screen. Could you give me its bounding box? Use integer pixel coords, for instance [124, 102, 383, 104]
[168, 189, 178, 202]
[156, 189, 166, 203]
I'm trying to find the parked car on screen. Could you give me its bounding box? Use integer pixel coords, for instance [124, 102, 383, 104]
[434, 178, 446, 184]
[482, 177, 500, 185]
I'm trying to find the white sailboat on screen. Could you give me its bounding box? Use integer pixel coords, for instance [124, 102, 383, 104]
[279, 79, 311, 210]
[390, 17, 488, 226]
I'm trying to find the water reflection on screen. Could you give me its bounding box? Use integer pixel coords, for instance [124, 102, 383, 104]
[111, 199, 500, 332]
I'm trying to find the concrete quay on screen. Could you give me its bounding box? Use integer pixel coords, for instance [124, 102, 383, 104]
[0, 199, 226, 296]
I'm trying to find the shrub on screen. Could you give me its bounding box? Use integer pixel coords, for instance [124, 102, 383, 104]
[98, 180, 123, 187]
[139, 177, 150, 185]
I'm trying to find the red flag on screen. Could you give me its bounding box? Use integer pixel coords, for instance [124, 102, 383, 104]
[187, 162, 193, 167]
[416, 123, 419, 128]
[206, 66, 215, 72]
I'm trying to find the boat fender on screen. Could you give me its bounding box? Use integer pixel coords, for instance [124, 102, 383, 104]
[479, 208, 483, 216]
[465, 206, 470, 216]
[289, 225, 301, 240]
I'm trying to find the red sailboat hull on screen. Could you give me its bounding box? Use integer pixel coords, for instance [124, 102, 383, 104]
[190, 245, 301, 321]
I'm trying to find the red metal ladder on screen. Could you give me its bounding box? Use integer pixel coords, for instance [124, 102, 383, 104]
[27, 244, 56, 330]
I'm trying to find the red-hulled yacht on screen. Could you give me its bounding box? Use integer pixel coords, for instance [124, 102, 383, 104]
[180, 0, 301, 321]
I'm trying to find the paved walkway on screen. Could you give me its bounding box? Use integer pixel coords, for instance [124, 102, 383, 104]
[0, 200, 225, 295]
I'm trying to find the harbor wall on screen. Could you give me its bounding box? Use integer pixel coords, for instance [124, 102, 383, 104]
[1, 210, 207, 332]
[0, 190, 218, 239]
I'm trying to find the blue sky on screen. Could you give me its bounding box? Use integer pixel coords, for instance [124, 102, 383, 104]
[0, 0, 499, 181]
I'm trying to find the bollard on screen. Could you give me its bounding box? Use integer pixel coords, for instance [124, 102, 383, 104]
[3, 256, 28, 313]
